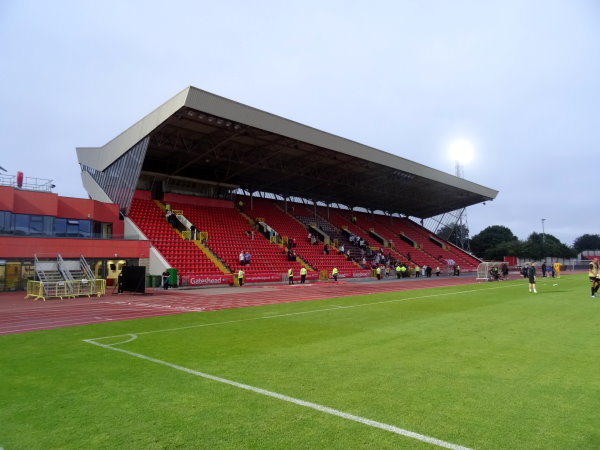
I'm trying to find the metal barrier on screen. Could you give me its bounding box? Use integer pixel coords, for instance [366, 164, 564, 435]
[26, 280, 45, 301]
[25, 279, 106, 301]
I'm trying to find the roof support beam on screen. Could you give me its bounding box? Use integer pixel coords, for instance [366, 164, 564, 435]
[218, 136, 290, 183]
[168, 128, 247, 177]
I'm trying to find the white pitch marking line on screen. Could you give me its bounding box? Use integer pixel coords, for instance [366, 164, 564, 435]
[102, 334, 138, 346]
[83, 338, 472, 450]
[88, 283, 520, 341]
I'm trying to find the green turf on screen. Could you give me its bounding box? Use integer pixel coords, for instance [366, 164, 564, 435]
[1, 274, 599, 449]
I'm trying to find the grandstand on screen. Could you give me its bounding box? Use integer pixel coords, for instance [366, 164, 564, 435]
[76, 86, 498, 285]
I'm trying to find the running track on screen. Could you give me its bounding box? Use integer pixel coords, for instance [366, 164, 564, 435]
[0, 276, 485, 335]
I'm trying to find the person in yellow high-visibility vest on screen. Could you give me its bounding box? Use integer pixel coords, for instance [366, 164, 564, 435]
[395, 265, 402, 279]
[332, 267, 338, 281]
[553, 261, 561, 278]
[376, 266, 381, 280]
[300, 267, 307, 284]
[288, 268, 294, 285]
[237, 269, 244, 287]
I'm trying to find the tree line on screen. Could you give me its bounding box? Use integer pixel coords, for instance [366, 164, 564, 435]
[438, 224, 600, 260]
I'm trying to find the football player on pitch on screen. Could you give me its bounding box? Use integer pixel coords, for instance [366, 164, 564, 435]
[589, 258, 599, 298]
[527, 262, 537, 294]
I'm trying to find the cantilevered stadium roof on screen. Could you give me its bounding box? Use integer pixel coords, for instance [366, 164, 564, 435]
[77, 86, 498, 217]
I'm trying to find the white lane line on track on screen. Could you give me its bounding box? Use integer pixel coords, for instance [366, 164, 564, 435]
[84, 337, 472, 450]
[0, 311, 159, 328]
[88, 282, 520, 341]
[0, 311, 184, 334]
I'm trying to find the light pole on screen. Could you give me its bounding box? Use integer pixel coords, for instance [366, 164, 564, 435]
[448, 139, 474, 251]
[541, 218, 546, 259]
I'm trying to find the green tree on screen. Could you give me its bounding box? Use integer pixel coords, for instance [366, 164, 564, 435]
[470, 225, 518, 258]
[573, 234, 600, 253]
[523, 232, 576, 259]
[522, 233, 542, 259]
[485, 240, 524, 261]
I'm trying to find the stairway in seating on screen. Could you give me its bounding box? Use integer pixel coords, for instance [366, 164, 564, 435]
[326, 209, 411, 266]
[299, 206, 366, 265]
[129, 198, 225, 277]
[396, 218, 480, 271]
[169, 199, 304, 277]
[343, 211, 430, 268]
[361, 213, 438, 267]
[247, 199, 360, 273]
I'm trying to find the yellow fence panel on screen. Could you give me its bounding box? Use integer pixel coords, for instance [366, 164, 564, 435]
[25, 279, 106, 301]
[26, 280, 45, 301]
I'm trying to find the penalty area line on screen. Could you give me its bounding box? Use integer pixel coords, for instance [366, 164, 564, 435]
[83, 338, 472, 450]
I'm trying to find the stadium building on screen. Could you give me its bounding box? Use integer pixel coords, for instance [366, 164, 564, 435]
[1, 86, 497, 291]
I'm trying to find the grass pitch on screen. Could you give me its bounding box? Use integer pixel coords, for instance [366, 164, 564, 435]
[1, 274, 599, 449]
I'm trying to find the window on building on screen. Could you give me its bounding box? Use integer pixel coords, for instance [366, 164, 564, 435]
[29, 215, 44, 236]
[0, 212, 11, 233]
[4, 214, 98, 238]
[14, 214, 29, 235]
[54, 218, 66, 237]
[78, 220, 91, 238]
[66, 220, 80, 237]
[42, 216, 53, 236]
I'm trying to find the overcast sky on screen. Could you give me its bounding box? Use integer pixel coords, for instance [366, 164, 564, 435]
[1, 1, 599, 246]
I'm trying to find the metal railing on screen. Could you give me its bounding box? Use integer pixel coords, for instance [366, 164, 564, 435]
[32, 253, 103, 299]
[0, 174, 55, 192]
[57, 254, 74, 281]
[80, 255, 96, 280]
[26, 279, 106, 301]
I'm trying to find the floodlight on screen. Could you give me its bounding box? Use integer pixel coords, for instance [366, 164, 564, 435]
[449, 139, 474, 164]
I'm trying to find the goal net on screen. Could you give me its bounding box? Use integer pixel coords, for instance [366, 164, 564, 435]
[476, 261, 506, 281]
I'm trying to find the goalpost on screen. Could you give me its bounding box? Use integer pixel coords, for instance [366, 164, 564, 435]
[476, 261, 506, 281]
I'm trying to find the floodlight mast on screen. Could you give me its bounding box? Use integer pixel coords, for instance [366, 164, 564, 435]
[541, 218, 546, 237]
[455, 160, 464, 178]
[450, 140, 473, 252]
[449, 139, 473, 178]
[541, 218, 546, 259]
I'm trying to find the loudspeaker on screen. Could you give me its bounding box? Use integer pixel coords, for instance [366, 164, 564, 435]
[119, 266, 146, 294]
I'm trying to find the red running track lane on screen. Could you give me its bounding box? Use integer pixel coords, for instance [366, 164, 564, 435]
[0, 276, 486, 335]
